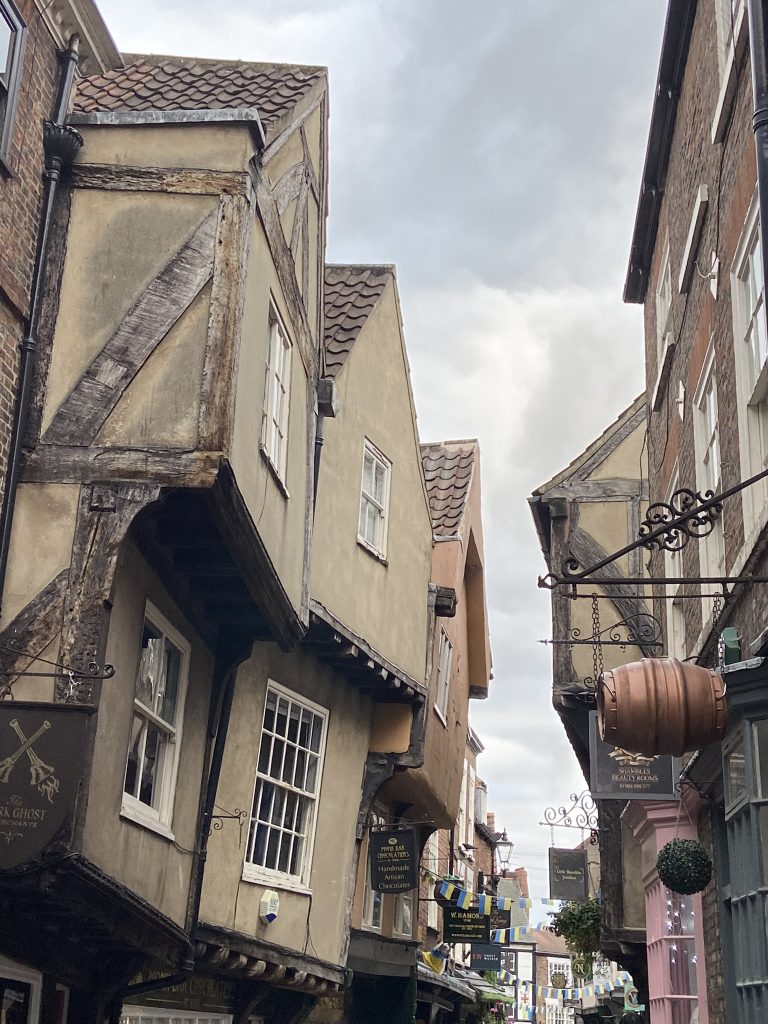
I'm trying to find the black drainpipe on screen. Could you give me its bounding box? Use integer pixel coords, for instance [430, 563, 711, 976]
[748, 0, 768, 351]
[0, 36, 83, 615]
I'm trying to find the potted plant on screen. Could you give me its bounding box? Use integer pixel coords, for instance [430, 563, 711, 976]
[656, 838, 712, 894]
[550, 897, 602, 973]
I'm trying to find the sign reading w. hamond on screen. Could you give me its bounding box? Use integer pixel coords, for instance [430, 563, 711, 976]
[368, 826, 418, 894]
[589, 711, 680, 801]
[0, 701, 94, 869]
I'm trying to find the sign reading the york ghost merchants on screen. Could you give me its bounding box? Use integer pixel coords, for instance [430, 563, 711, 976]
[443, 906, 491, 944]
[589, 711, 680, 800]
[368, 826, 417, 893]
[470, 943, 501, 970]
[124, 973, 236, 1013]
[0, 702, 94, 869]
[549, 847, 588, 902]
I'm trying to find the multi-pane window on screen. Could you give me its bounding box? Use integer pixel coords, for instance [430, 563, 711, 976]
[363, 808, 385, 931]
[656, 237, 673, 365]
[0, 1, 25, 171]
[358, 440, 390, 556]
[694, 355, 725, 583]
[434, 629, 452, 719]
[262, 309, 292, 483]
[733, 200, 768, 527]
[425, 831, 439, 930]
[393, 892, 413, 937]
[123, 609, 188, 829]
[244, 685, 327, 885]
[664, 469, 686, 659]
[122, 1012, 232, 1024]
[716, 0, 742, 76]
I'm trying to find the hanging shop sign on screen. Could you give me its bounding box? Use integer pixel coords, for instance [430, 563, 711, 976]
[369, 826, 418, 893]
[490, 905, 511, 933]
[443, 906, 491, 944]
[589, 712, 680, 801]
[470, 943, 501, 971]
[124, 972, 235, 1013]
[548, 847, 588, 902]
[0, 701, 94, 870]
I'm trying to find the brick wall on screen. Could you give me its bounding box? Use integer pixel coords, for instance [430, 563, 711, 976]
[698, 803, 726, 1024]
[0, 1, 61, 506]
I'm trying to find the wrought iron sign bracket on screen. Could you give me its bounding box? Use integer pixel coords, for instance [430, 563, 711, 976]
[539, 790, 599, 845]
[210, 807, 248, 842]
[538, 467, 768, 593]
[539, 610, 662, 649]
[0, 640, 115, 700]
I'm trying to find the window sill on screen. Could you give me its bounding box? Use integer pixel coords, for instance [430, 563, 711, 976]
[357, 538, 388, 566]
[432, 705, 448, 728]
[360, 923, 383, 934]
[120, 804, 176, 842]
[259, 446, 290, 499]
[241, 865, 312, 896]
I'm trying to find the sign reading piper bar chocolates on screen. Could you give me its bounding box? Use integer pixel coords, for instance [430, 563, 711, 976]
[368, 826, 417, 893]
[549, 847, 588, 902]
[589, 711, 680, 800]
[0, 702, 94, 869]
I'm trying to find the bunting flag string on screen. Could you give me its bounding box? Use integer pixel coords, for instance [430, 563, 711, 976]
[504, 972, 633, 1004]
[491, 922, 555, 942]
[421, 866, 563, 917]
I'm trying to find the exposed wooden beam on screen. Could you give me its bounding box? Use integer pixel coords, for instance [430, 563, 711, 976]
[71, 163, 250, 197]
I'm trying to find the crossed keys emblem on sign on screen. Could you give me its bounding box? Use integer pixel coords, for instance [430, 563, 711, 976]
[0, 719, 60, 802]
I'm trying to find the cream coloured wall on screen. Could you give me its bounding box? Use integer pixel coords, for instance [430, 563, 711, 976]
[83, 538, 214, 928]
[75, 123, 255, 172]
[0, 482, 79, 628]
[42, 188, 216, 437]
[311, 280, 433, 683]
[230, 219, 311, 618]
[200, 645, 370, 967]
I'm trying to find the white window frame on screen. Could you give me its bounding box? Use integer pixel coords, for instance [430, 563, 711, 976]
[393, 891, 414, 938]
[121, 602, 190, 839]
[664, 467, 686, 659]
[425, 831, 439, 930]
[656, 236, 673, 363]
[693, 346, 725, 587]
[0, 0, 26, 174]
[0, 955, 41, 1024]
[243, 681, 328, 892]
[362, 807, 385, 932]
[261, 303, 292, 487]
[434, 628, 452, 723]
[715, 0, 742, 78]
[121, 1010, 232, 1024]
[358, 439, 391, 558]
[732, 193, 768, 533]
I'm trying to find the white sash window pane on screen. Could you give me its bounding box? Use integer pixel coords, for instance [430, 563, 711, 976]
[358, 441, 390, 556]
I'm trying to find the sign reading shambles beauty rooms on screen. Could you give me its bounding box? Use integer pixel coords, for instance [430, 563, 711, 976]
[589, 711, 680, 800]
[549, 847, 588, 902]
[368, 827, 418, 893]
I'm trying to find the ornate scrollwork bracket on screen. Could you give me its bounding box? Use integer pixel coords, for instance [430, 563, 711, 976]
[539, 790, 599, 845]
[210, 807, 248, 843]
[639, 487, 723, 552]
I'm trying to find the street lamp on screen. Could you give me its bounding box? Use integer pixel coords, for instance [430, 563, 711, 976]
[495, 829, 514, 876]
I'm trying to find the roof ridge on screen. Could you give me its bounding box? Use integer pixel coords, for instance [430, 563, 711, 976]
[120, 53, 327, 73]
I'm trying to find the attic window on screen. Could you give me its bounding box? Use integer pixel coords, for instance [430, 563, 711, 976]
[358, 440, 390, 558]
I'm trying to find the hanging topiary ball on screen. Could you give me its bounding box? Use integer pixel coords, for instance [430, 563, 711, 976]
[656, 838, 712, 894]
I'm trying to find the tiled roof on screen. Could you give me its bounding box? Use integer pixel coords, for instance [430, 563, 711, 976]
[420, 441, 477, 538]
[323, 265, 391, 379]
[73, 55, 326, 131]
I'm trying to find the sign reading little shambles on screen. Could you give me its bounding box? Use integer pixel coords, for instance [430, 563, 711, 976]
[589, 712, 680, 800]
[368, 826, 417, 893]
[0, 702, 94, 869]
[549, 847, 588, 902]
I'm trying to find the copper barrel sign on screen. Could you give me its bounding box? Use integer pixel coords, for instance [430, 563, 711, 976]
[0, 701, 94, 869]
[598, 657, 726, 758]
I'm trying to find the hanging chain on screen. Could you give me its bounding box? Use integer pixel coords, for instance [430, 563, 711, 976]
[591, 594, 603, 684]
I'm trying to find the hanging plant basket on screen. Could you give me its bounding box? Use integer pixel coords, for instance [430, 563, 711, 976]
[550, 898, 601, 968]
[656, 838, 712, 894]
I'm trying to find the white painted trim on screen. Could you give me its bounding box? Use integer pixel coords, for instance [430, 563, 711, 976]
[0, 954, 42, 1024]
[678, 184, 709, 294]
[121, 1008, 232, 1024]
[711, 0, 748, 145]
[120, 601, 191, 832]
[358, 438, 392, 559]
[243, 680, 329, 888]
[651, 331, 676, 411]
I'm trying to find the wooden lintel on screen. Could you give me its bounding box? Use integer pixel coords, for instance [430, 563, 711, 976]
[71, 163, 250, 197]
[22, 446, 222, 487]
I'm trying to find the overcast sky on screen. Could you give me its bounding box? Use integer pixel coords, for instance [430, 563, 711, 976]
[97, 0, 666, 898]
